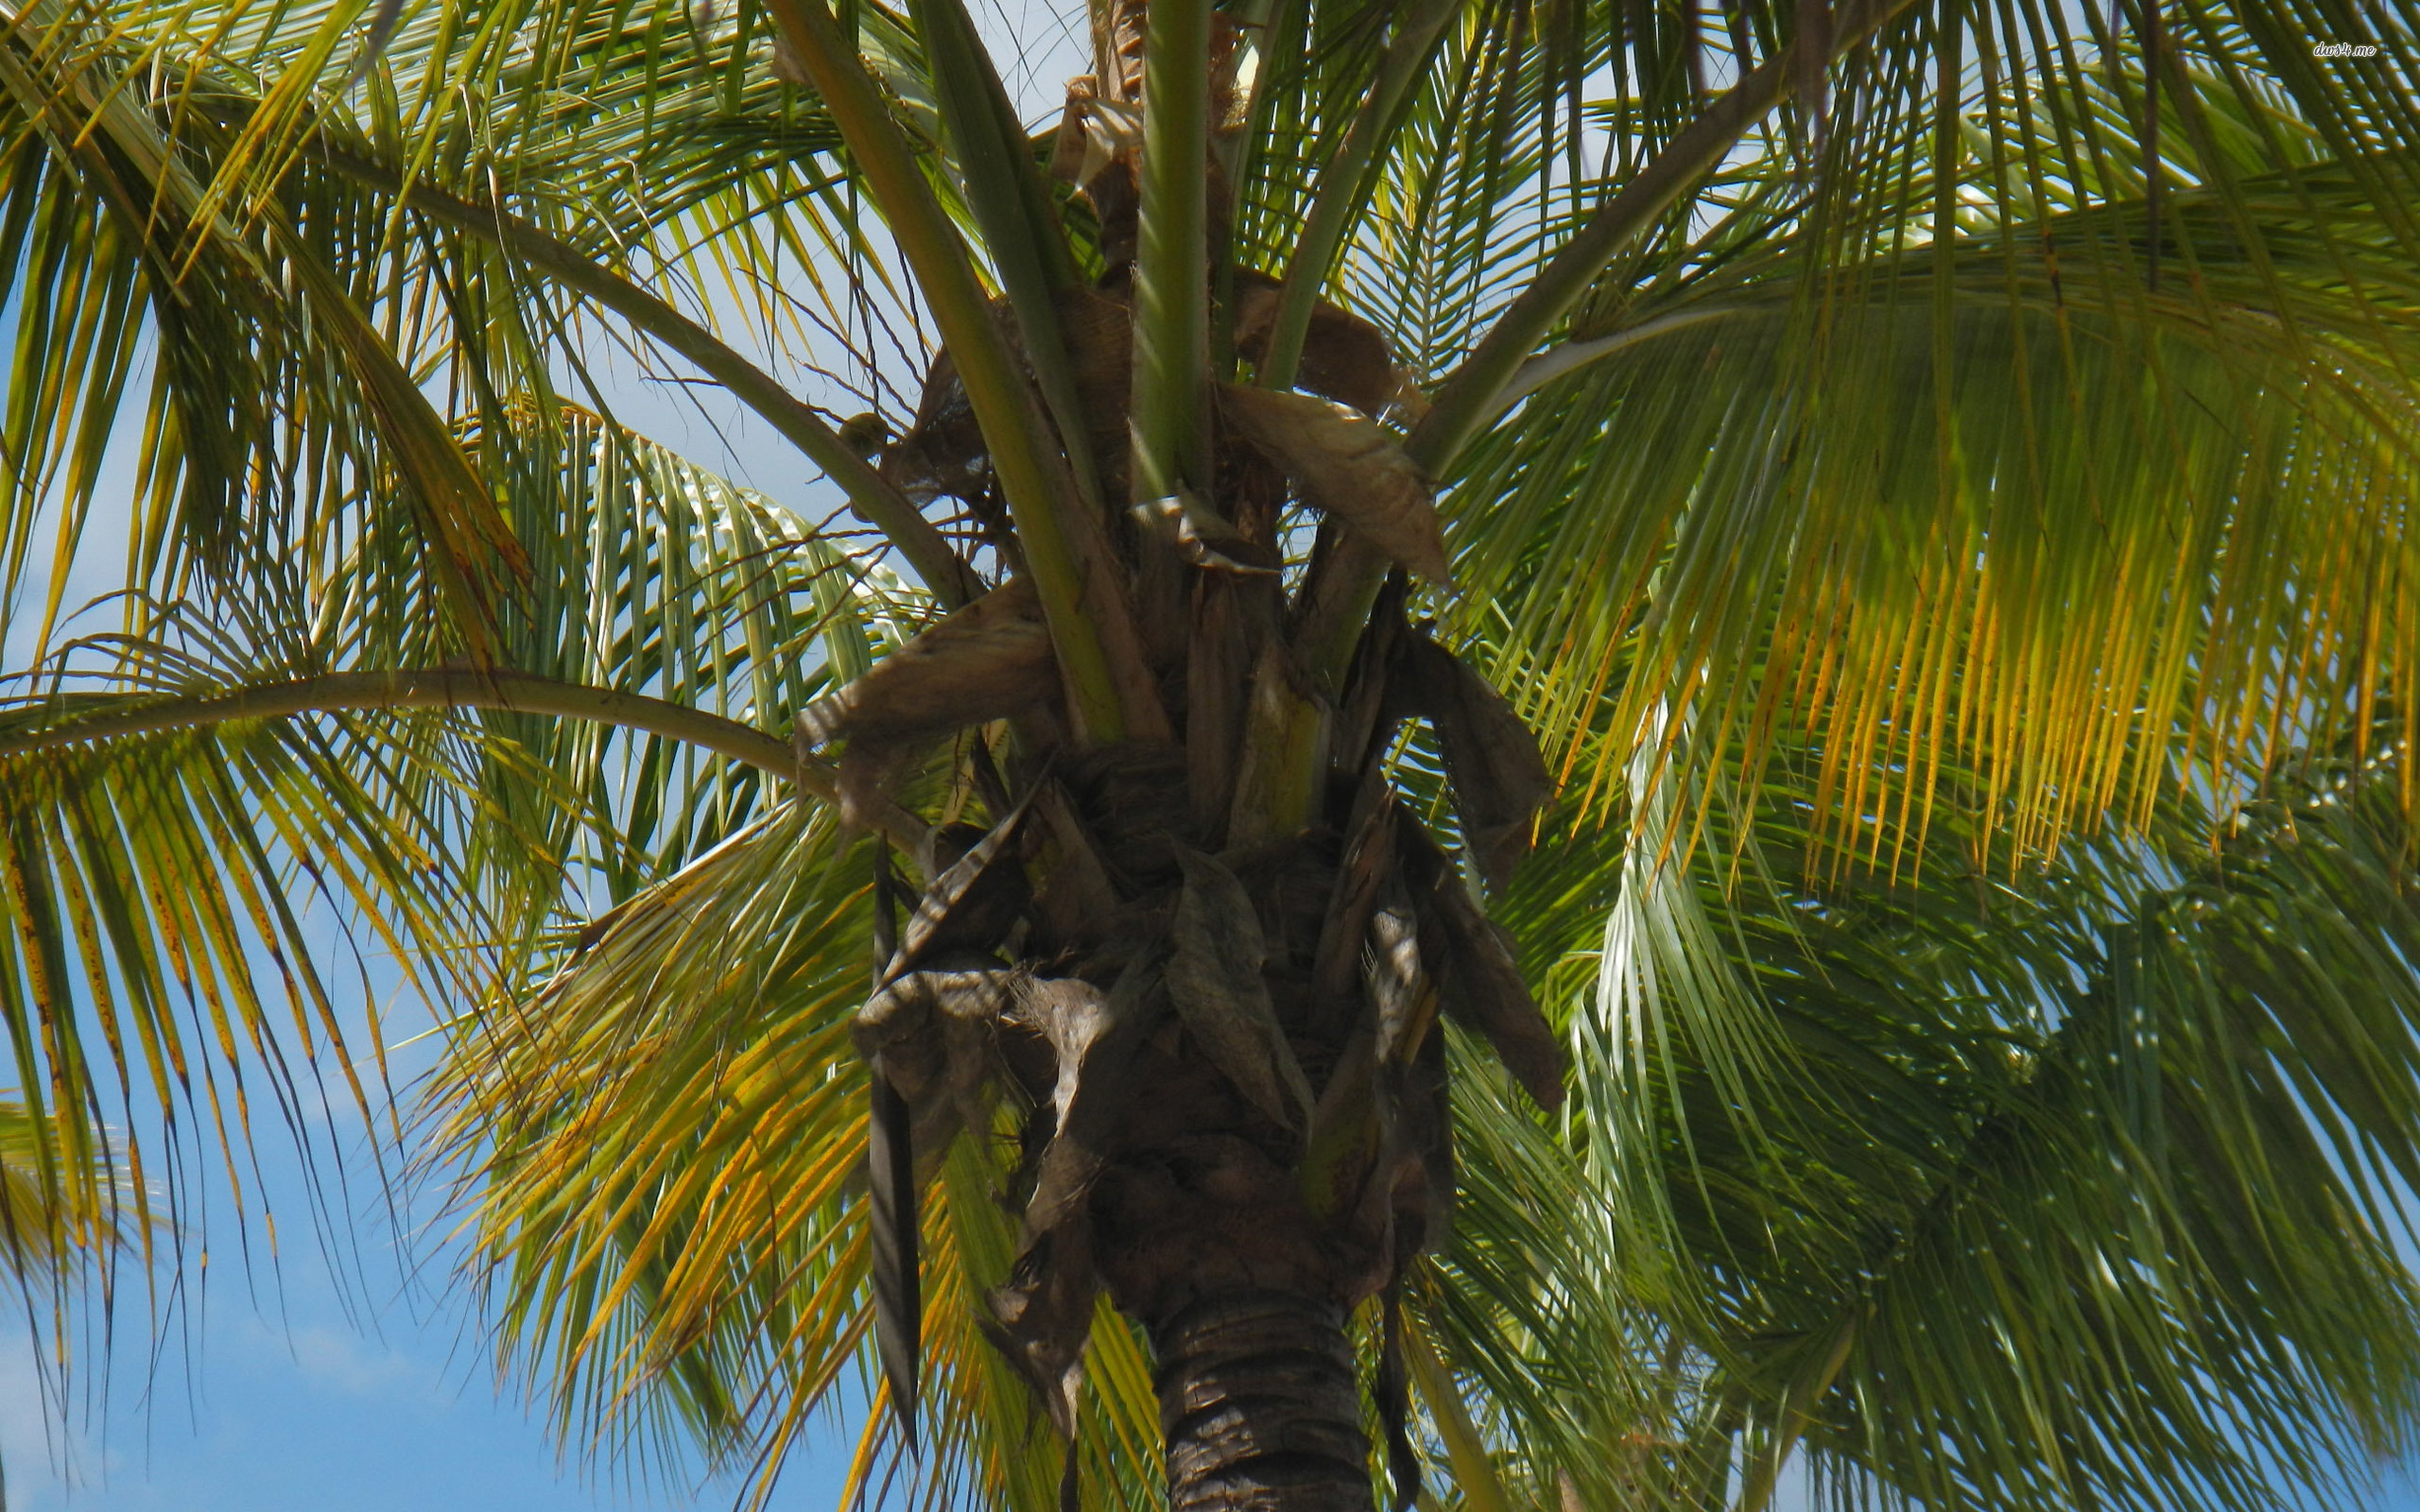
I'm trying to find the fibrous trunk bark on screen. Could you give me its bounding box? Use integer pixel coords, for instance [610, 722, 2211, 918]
[1155, 1289, 1374, 1512]
[1076, 934, 1389, 1510]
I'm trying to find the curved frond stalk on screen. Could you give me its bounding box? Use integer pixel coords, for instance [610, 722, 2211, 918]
[7, 668, 776, 777]
[0, 671, 931, 850]
[1258, 0, 1464, 392]
[1129, 0, 1211, 502]
[1409, 0, 1927, 474]
[905, 0, 1103, 515]
[763, 0, 1166, 743]
[1488, 305, 1749, 419]
[312, 143, 975, 607]
[1400, 1305, 1514, 1512]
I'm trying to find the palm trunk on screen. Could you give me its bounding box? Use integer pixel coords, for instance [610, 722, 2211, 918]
[1076, 944, 1388, 1512]
[1154, 1289, 1374, 1512]
[853, 7, 1561, 1503]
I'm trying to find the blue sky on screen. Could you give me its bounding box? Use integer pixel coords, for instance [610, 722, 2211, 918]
[0, 1107, 861, 1512]
[11, 1227, 2420, 1512]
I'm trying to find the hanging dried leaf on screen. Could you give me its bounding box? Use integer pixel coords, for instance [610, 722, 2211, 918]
[1311, 774, 1397, 1005]
[867, 1061, 920, 1450]
[896, 797, 1037, 970]
[1047, 78, 1098, 181]
[797, 575, 1057, 750]
[1229, 269, 1419, 418]
[1012, 970, 1157, 1237]
[854, 958, 1017, 1177]
[1132, 492, 1280, 577]
[981, 1225, 1096, 1440]
[984, 964, 1160, 1442]
[880, 351, 983, 503]
[1305, 873, 1446, 1249]
[1377, 1283, 1422, 1512]
[1404, 823, 1565, 1109]
[1300, 1026, 1384, 1227]
[1167, 848, 1316, 1129]
[1051, 77, 1146, 266]
[854, 964, 1020, 1076]
[1332, 576, 1409, 779]
[1367, 897, 1428, 1066]
[1396, 1024, 1454, 1254]
[856, 851, 933, 1450]
[1217, 385, 1452, 585]
[878, 298, 1030, 503]
[1395, 629, 1552, 892]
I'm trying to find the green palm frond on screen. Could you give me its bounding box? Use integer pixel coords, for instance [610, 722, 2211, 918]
[0, 702, 484, 1263]
[424, 793, 1172, 1506]
[1430, 26, 2420, 864]
[1805, 738, 2420, 1510]
[428, 799, 871, 1486]
[1433, 710, 2420, 1511]
[0, 1093, 135, 1498]
[0, 375, 899, 1385]
[0, 1096, 121, 1281]
[0, 0, 519, 653]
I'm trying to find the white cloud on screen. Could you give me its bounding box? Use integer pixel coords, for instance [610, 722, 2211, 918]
[250, 1322, 421, 1400]
[0, 1336, 109, 1511]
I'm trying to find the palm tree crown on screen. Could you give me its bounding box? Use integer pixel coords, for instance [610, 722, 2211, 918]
[2, 0, 2418, 1507]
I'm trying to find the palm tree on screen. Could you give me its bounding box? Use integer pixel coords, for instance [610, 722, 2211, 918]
[2, 0, 2418, 1507]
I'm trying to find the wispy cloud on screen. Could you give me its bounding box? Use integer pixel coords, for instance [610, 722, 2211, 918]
[247, 1321, 422, 1400]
